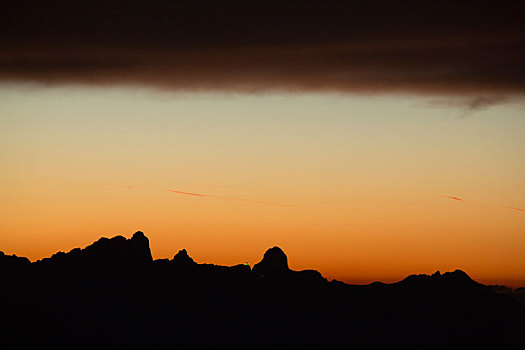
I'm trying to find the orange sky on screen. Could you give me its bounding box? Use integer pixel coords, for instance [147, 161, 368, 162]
[1, 86, 524, 287]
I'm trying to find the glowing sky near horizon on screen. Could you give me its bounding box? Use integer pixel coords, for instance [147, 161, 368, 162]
[1, 85, 524, 286]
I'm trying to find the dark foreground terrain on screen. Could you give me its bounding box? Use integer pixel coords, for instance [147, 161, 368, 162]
[2, 232, 524, 349]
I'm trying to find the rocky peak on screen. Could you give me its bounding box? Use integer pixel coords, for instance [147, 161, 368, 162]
[441, 269, 476, 286]
[40, 231, 153, 266]
[0, 251, 31, 267]
[132, 231, 147, 241]
[128, 231, 153, 262]
[172, 249, 196, 266]
[253, 246, 289, 275]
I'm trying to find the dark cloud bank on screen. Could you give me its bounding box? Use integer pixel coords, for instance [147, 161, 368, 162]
[1, 0, 525, 98]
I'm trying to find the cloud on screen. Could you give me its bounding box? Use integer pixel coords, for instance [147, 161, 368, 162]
[1, 1, 524, 97]
[466, 96, 508, 111]
[168, 189, 297, 208]
[442, 195, 525, 213]
[168, 190, 207, 197]
[422, 95, 510, 115]
[507, 207, 525, 212]
[443, 196, 464, 201]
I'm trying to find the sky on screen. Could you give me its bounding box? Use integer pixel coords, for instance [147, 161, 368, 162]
[1, 1, 524, 286]
[1, 86, 524, 286]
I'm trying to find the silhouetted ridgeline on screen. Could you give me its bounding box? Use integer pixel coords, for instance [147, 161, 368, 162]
[1, 232, 524, 349]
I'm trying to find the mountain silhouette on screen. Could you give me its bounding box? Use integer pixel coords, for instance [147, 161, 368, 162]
[1, 231, 523, 349]
[37, 231, 153, 267]
[172, 248, 197, 266]
[253, 246, 289, 275]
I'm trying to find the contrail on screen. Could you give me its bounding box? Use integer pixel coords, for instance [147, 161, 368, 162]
[442, 195, 524, 213]
[168, 190, 207, 197]
[442, 195, 464, 201]
[168, 189, 298, 207]
[507, 206, 525, 212]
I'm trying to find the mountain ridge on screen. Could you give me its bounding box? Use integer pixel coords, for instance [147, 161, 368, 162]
[1, 231, 524, 349]
[3, 231, 519, 291]
[0, 231, 481, 287]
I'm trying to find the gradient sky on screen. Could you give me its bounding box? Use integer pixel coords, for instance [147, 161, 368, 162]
[2, 1, 525, 287]
[1, 85, 524, 286]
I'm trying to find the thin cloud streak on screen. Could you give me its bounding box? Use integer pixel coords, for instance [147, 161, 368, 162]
[442, 195, 524, 213]
[443, 196, 464, 201]
[168, 190, 208, 197]
[168, 189, 297, 208]
[507, 206, 525, 212]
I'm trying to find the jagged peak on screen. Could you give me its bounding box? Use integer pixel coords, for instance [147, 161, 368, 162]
[400, 269, 476, 287]
[0, 251, 31, 265]
[172, 249, 196, 265]
[90, 235, 126, 247]
[40, 232, 153, 265]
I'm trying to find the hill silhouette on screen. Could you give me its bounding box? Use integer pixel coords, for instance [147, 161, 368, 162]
[1, 231, 524, 349]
